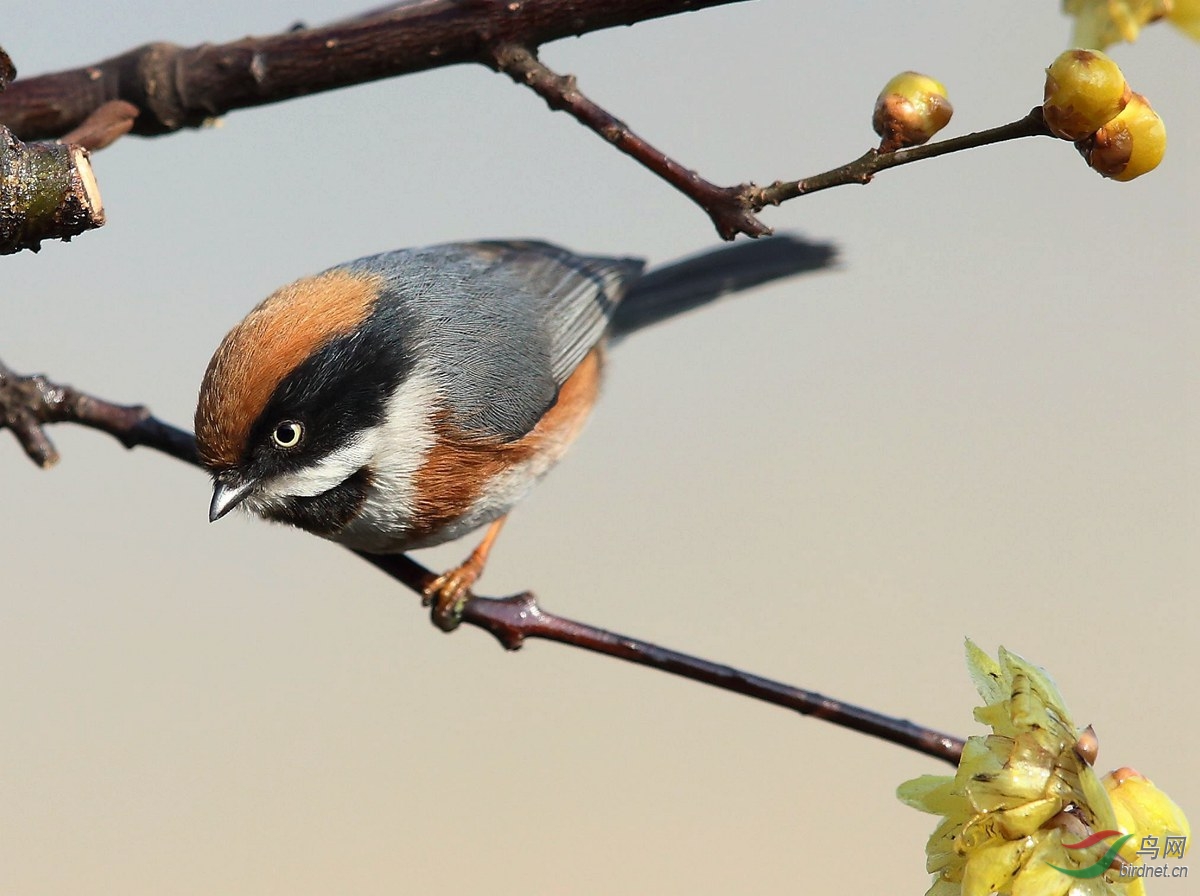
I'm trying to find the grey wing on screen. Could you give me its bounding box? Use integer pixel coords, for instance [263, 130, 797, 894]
[352, 241, 644, 442]
[468, 241, 645, 383]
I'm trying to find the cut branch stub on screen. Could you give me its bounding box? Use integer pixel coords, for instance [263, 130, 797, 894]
[0, 126, 104, 254]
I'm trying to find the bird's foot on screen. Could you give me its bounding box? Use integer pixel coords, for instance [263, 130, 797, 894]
[422, 561, 483, 632]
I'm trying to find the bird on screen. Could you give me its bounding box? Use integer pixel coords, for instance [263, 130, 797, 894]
[194, 236, 835, 621]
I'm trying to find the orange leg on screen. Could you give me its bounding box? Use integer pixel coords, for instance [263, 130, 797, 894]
[423, 516, 507, 627]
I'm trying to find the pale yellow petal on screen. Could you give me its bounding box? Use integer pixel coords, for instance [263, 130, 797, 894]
[961, 837, 1029, 896]
[992, 797, 1065, 838]
[899, 774, 960, 815]
[966, 639, 1006, 705]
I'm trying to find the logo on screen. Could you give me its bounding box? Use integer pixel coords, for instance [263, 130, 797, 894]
[1048, 830, 1132, 879]
[1048, 831, 1189, 881]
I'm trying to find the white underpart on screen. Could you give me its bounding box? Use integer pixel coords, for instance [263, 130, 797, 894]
[332, 363, 441, 553]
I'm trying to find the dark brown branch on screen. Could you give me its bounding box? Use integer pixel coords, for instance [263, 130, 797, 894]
[0, 358, 964, 767]
[490, 43, 771, 240]
[0, 360, 196, 466]
[0, 127, 105, 254]
[0, 0, 750, 140]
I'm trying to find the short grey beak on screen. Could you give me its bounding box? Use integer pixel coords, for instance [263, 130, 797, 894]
[209, 479, 256, 522]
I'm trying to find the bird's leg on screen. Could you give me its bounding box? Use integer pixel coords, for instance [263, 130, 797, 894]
[424, 516, 507, 630]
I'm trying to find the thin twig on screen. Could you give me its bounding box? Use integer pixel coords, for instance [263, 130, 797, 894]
[490, 43, 1057, 238]
[1, 358, 965, 766]
[59, 100, 140, 152]
[750, 108, 1054, 204]
[490, 43, 770, 240]
[362, 551, 964, 762]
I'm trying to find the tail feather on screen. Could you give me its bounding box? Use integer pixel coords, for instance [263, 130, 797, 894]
[610, 234, 836, 338]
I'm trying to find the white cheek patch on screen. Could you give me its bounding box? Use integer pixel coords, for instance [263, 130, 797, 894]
[255, 436, 375, 502]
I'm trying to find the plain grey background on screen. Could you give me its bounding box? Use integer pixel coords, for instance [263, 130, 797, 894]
[3, 2, 1197, 894]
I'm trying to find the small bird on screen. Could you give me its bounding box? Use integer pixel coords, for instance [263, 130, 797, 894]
[195, 236, 834, 618]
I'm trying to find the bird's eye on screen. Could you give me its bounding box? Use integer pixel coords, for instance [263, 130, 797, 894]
[271, 421, 304, 449]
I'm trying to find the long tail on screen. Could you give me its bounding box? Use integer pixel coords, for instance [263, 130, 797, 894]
[610, 234, 837, 338]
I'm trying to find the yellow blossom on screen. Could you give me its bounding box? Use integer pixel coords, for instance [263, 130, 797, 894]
[1063, 0, 1200, 47]
[899, 642, 1189, 896]
[1168, 0, 1200, 37]
[1063, 0, 1169, 47]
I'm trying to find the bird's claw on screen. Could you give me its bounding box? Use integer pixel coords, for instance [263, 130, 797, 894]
[422, 564, 480, 631]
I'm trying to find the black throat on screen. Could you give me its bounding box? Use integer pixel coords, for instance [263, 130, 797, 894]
[261, 466, 373, 538]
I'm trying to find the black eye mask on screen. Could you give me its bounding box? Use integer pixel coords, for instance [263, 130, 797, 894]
[244, 302, 417, 479]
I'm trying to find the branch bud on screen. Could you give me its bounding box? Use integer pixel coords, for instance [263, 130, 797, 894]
[1078, 92, 1166, 181]
[1043, 49, 1130, 141]
[872, 72, 953, 152]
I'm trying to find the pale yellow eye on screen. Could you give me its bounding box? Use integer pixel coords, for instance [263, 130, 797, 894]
[272, 421, 303, 449]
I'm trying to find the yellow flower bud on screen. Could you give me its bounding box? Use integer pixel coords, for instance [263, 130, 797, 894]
[873, 71, 953, 152]
[1043, 49, 1130, 140]
[1080, 92, 1166, 181]
[1103, 766, 1191, 857]
[1171, 0, 1200, 39]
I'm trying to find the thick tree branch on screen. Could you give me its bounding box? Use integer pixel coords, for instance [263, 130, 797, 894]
[0, 0, 750, 140]
[1, 357, 965, 767]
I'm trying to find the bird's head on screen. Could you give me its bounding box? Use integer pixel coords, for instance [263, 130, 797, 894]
[194, 266, 417, 535]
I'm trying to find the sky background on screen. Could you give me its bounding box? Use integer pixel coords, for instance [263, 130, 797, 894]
[2, 2, 1197, 894]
